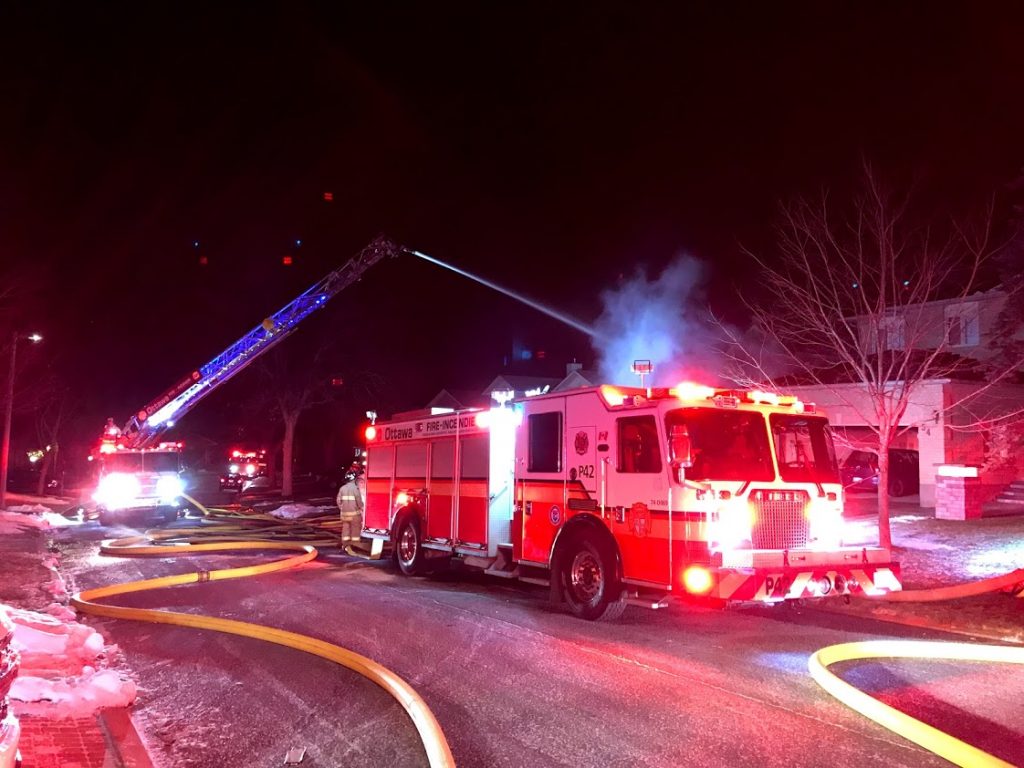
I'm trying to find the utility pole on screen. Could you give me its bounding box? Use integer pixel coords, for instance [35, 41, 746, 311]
[0, 332, 18, 510]
[0, 332, 42, 510]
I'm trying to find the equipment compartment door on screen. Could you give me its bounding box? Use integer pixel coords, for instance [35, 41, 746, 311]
[518, 401, 566, 564]
[427, 439, 454, 541]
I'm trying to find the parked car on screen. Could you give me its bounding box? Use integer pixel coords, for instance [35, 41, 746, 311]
[841, 448, 920, 497]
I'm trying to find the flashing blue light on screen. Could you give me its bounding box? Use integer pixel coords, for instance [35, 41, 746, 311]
[296, 239, 302, 247]
[852, 282, 859, 289]
[193, 241, 199, 248]
[903, 280, 910, 286]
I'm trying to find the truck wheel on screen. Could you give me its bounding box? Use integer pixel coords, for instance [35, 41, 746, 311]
[560, 533, 627, 621]
[393, 514, 426, 576]
[98, 510, 116, 527]
[161, 507, 178, 525]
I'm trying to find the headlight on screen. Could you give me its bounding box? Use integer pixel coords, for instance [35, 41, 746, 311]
[156, 475, 185, 504]
[94, 472, 142, 510]
[712, 497, 754, 551]
[809, 506, 844, 549]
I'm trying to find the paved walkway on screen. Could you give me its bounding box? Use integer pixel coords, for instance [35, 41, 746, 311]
[2, 526, 154, 768]
[16, 715, 113, 768]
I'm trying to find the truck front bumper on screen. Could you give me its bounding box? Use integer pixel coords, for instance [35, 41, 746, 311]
[702, 548, 901, 602]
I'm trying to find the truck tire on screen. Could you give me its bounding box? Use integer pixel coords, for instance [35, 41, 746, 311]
[161, 507, 178, 525]
[888, 477, 907, 497]
[98, 510, 116, 527]
[559, 532, 627, 621]
[393, 514, 426, 576]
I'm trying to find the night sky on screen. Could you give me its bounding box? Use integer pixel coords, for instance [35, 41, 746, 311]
[2, 3, 1024, 462]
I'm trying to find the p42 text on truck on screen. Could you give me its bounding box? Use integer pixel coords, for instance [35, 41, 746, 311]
[362, 382, 901, 620]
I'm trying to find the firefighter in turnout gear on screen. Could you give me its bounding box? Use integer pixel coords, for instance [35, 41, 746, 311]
[336, 469, 365, 554]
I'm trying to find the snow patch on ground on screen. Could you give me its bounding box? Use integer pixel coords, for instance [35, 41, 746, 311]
[267, 503, 333, 520]
[4, 504, 51, 514]
[4, 604, 136, 718]
[0, 510, 80, 534]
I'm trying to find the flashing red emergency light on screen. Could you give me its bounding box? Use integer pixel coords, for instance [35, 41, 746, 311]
[364, 425, 377, 441]
[282, 255, 293, 266]
[474, 411, 491, 428]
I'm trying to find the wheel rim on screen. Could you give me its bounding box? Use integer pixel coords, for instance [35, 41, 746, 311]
[398, 524, 418, 566]
[569, 550, 603, 603]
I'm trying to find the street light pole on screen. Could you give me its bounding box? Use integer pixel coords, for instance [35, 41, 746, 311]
[0, 332, 42, 510]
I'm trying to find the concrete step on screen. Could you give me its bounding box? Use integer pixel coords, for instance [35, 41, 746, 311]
[996, 497, 1024, 505]
[998, 490, 1024, 500]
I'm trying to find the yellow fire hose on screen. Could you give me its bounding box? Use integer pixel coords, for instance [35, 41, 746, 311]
[810, 569, 1024, 767]
[72, 496, 456, 768]
[809, 640, 1024, 768]
[73, 496, 1023, 768]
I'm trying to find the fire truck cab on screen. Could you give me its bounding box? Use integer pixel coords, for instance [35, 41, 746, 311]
[363, 383, 900, 620]
[92, 442, 186, 527]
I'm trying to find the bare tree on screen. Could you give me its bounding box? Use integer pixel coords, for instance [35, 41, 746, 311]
[34, 387, 74, 496]
[723, 165, 1024, 549]
[256, 345, 336, 497]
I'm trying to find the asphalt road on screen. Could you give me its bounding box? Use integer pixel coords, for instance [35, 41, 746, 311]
[55, 520, 1023, 768]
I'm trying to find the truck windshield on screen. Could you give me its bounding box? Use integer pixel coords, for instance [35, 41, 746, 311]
[665, 408, 774, 482]
[769, 414, 839, 484]
[103, 452, 180, 473]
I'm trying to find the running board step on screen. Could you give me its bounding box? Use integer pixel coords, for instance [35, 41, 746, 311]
[484, 565, 520, 579]
[519, 576, 550, 587]
[624, 594, 671, 610]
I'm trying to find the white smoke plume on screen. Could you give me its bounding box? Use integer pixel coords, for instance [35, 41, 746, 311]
[591, 255, 727, 386]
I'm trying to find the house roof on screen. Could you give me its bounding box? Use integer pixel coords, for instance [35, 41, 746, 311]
[482, 375, 561, 396]
[426, 388, 489, 410]
[553, 369, 600, 391]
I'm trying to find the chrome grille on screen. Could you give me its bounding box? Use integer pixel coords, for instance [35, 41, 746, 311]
[750, 490, 809, 549]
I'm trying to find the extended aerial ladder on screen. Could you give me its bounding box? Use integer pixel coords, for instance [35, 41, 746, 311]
[118, 236, 400, 449]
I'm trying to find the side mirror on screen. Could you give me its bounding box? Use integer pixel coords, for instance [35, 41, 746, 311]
[669, 424, 693, 469]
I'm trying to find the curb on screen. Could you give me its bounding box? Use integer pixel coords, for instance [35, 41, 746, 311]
[98, 708, 155, 768]
[805, 600, 1024, 646]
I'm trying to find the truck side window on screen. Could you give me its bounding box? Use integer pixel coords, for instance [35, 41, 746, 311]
[617, 416, 662, 473]
[528, 412, 562, 472]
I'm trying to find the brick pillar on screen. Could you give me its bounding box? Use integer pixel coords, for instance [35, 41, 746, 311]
[934, 465, 982, 520]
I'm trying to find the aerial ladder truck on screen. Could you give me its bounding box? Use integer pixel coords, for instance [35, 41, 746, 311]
[92, 236, 399, 525]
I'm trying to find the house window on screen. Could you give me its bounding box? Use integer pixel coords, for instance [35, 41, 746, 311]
[944, 302, 980, 347]
[528, 412, 562, 472]
[879, 313, 906, 351]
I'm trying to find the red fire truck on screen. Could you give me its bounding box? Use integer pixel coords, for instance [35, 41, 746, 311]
[362, 382, 901, 620]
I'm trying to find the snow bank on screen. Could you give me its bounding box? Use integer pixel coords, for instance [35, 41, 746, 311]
[268, 503, 333, 520]
[0, 510, 80, 535]
[4, 504, 51, 514]
[3, 604, 136, 718]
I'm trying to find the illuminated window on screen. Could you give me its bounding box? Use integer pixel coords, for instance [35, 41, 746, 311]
[528, 412, 562, 472]
[617, 416, 662, 473]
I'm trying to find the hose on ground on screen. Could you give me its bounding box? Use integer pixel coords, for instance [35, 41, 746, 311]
[809, 640, 1024, 768]
[73, 495, 454, 768]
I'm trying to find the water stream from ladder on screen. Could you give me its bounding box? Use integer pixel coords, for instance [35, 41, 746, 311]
[408, 249, 601, 339]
